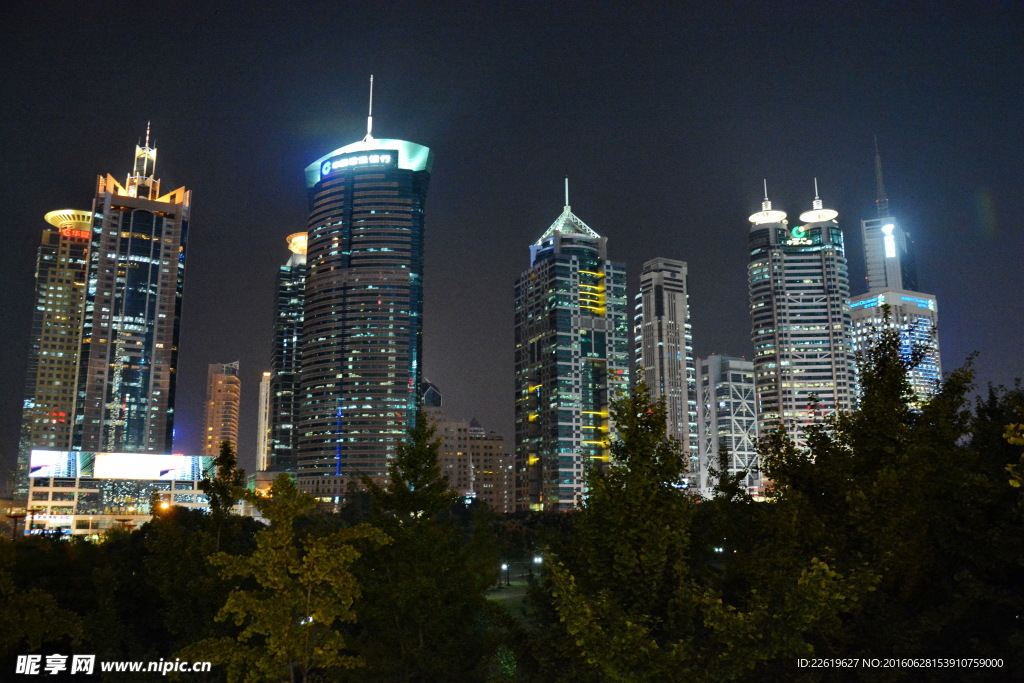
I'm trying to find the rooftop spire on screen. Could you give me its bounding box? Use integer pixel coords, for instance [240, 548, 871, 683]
[812, 177, 823, 210]
[564, 176, 569, 209]
[363, 75, 374, 142]
[761, 179, 772, 211]
[874, 136, 889, 217]
[144, 120, 151, 149]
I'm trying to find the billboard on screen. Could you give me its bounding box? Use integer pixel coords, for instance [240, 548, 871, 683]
[30, 450, 212, 481]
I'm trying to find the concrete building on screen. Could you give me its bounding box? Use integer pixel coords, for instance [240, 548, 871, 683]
[747, 183, 856, 444]
[634, 257, 699, 488]
[72, 128, 191, 454]
[698, 356, 760, 496]
[514, 181, 629, 511]
[202, 362, 241, 457]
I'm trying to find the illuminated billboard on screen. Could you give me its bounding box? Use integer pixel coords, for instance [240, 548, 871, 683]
[29, 450, 212, 480]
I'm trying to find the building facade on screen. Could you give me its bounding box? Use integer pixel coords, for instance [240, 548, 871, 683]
[298, 128, 433, 501]
[634, 257, 699, 488]
[698, 356, 760, 496]
[426, 406, 514, 514]
[72, 132, 190, 454]
[748, 187, 855, 443]
[850, 290, 941, 406]
[16, 210, 93, 498]
[268, 232, 307, 473]
[514, 188, 629, 511]
[202, 362, 241, 457]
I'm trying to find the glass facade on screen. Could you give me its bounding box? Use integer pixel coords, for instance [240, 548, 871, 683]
[748, 195, 855, 444]
[298, 139, 433, 499]
[698, 356, 760, 495]
[268, 235, 306, 472]
[72, 140, 190, 454]
[514, 202, 629, 511]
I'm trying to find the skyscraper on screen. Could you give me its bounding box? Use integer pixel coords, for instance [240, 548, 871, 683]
[72, 129, 190, 453]
[16, 209, 93, 497]
[202, 362, 241, 458]
[850, 291, 941, 405]
[748, 184, 855, 444]
[634, 257, 699, 487]
[514, 183, 629, 511]
[698, 356, 760, 495]
[256, 371, 272, 472]
[854, 145, 941, 405]
[298, 91, 433, 500]
[862, 144, 917, 292]
[268, 232, 306, 473]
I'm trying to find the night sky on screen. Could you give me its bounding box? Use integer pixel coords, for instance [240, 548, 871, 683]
[2, 2, 1022, 477]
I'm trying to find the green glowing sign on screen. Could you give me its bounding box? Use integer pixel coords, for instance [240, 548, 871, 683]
[791, 225, 806, 238]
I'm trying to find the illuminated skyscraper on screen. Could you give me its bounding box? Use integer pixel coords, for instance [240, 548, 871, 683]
[298, 89, 433, 500]
[850, 290, 941, 405]
[634, 257, 698, 487]
[72, 128, 190, 453]
[256, 371, 272, 472]
[202, 362, 241, 457]
[268, 232, 306, 473]
[698, 356, 760, 495]
[748, 183, 855, 444]
[855, 144, 940, 406]
[16, 209, 93, 497]
[514, 182, 630, 511]
[862, 143, 917, 292]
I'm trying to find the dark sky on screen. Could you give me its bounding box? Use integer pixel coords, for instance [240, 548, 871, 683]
[2, 1, 1022, 476]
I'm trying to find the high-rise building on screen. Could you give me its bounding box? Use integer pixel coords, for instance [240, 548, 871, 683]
[697, 356, 760, 496]
[854, 144, 940, 405]
[256, 371, 272, 471]
[634, 257, 699, 487]
[72, 129, 191, 454]
[203, 362, 241, 457]
[514, 183, 629, 511]
[297, 93, 433, 500]
[268, 232, 306, 473]
[747, 184, 855, 444]
[850, 290, 941, 405]
[862, 143, 917, 292]
[16, 209, 93, 498]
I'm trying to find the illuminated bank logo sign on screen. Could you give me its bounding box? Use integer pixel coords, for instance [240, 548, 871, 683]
[787, 225, 812, 245]
[320, 152, 395, 179]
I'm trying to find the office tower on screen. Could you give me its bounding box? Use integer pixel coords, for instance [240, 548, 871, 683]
[16, 210, 93, 498]
[268, 232, 306, 473]
[698, 356, 760, 496]
[73, 128, 191, 453]
[850, 291, 941, 406]
[634, 257, 699, 488]
[862, 143, 917, 292]
[203, 362, 241, 457]
[514, 183, 630, 511]
[748, 184, 855, 444]
[256, 371, 272, 472]
[855, 145, 940, 405]
[429, 411, 514, 514]
[298, 91, 433, 500]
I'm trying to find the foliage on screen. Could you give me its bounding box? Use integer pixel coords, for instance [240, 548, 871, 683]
[185, 474, 388, 683]
[351, 409, 500, 680]
[199, 440, 246, 549]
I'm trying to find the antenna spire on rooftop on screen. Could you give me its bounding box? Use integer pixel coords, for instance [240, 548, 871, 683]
[144, 120, 151, 149]
[812, 177, 823, 210]
[364, 75, 375, 142]
[564, 176, 569, 209]
[874, 135, 889, 217]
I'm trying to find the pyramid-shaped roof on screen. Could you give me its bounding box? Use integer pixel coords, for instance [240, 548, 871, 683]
[534, 205, 603, 246]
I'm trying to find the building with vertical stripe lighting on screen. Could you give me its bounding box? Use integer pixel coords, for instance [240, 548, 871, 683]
[297, 86, 433, 501]
[514, 182, 629, 511]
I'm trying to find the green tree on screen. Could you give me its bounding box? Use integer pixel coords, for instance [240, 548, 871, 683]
[186, 474, 389, 683]
[200, 440, 246, 549]
[352, 409, 500, 680]
[530, 379, 872, 681]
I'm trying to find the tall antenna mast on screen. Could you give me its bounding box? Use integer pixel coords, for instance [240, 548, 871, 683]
[364, 75, 374, 142]
[564, 177, 569, 208]
[144, 120, 151, 149]
[874, 136, 889, 217]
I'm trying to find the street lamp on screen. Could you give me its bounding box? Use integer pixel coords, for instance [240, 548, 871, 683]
[501, 563, 510, 586]
[5, 509, 27, 540]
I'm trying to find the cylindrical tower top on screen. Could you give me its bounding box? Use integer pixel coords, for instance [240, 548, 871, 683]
[287, 232, 308, 255]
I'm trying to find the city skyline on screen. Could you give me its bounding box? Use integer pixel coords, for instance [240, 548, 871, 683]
[2, 3, 1022, 478]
